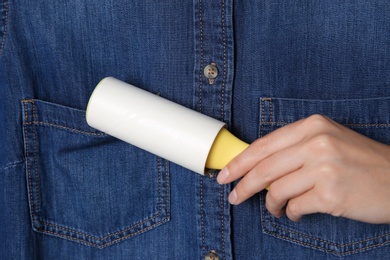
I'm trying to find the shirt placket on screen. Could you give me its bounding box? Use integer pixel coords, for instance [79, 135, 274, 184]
[193, 0, 234, 259]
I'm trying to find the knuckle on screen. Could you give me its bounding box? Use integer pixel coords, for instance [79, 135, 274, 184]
[312, 134, 333, 149]
[317, 188, 340, 209]
[304, 114, 332, 130]
[267, 188, 282, 205]
[314, 163, 344, 211]
[318, 162, 337, 176]
[317, 162, 342, 186]
[286, 200, 300, 218]
[301, 115, 343, 158]
[308, 134, 339, 157]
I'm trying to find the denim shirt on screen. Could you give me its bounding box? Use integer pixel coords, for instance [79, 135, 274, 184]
[1, 1, 390, 259]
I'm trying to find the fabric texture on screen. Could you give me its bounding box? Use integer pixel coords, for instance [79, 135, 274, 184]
[1, 1, 390, 259]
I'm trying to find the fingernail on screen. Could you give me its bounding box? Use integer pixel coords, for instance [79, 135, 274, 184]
[228, 189, 238, 205]
[217, 168, 229, 184]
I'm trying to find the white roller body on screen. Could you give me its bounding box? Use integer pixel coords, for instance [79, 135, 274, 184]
[86, 77, 225, 175]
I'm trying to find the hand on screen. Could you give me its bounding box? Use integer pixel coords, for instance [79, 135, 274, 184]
[217, 114, 390, 224]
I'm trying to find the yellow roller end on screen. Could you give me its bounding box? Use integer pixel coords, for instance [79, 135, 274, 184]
[206, 128, 270, 190]
[206, 128, 249, 169]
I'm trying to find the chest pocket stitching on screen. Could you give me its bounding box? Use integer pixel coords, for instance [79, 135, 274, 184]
[23, 121, 107, 137]
[260, 97, 390, 129]
[34, 160, 170, 249]
[22, 99, 170, 248]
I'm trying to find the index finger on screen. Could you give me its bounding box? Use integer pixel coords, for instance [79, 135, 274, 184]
[217, 116, 319, 184]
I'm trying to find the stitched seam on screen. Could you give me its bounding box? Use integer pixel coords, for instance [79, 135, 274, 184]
[260, 99, 265, 137]
[219, 180, 226, 259]
[32, 101, 42, 215]
[102, 218, 168, 248]
[40, 159, 166, 242]
[260, 98, 273, 136]
[268, 99, 273, 124]
[40, 211, 162, 241]
[165, 160, 170, 217]
[23, 122, 106, 136]
[41, 219, 167, 249]
[261, 194, 390, 255]
[198, 0, 204, 113]
[0, 160, 24, 172]
[272, 222, 390, 248]
[200, 176, 205, 249]
[24, 98, 169, 247]
[41, 206, 164, 243]
[158, 157, 162, 213]
[23, 101, 36, 224]
[0, 0, 9, 56]
[258, 97, 390, 128]
[99, 159, 171, 248]
[22, 100, 106, 137]
[266, 230, 390, 257]
[220, 0, 226, 122]
[220, 0, 227, 255]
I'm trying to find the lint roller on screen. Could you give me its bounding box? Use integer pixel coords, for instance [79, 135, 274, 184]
[86, 77, 249, 175]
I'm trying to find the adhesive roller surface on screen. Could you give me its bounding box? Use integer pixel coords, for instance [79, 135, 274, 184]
[86, 77, 226, 175]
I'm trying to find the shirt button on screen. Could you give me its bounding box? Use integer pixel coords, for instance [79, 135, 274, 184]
[205, 251, 219, 260]
[204, 63, 218, 84]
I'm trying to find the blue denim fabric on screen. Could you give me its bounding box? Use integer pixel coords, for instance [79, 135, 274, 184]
[1, 1, 390, 259]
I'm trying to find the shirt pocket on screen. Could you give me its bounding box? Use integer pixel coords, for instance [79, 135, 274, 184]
[21, 99, 170, 248]
[258, 97, 390, 257]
